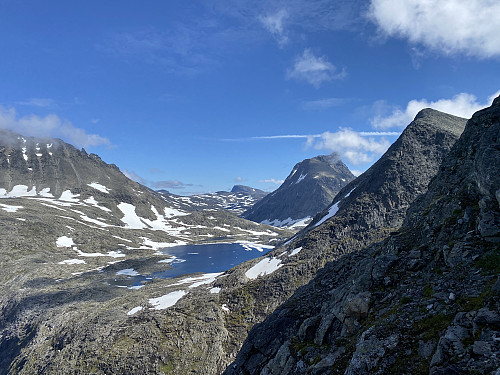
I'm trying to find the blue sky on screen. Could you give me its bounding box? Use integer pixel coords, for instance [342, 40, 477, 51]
[0, 0, 499, 194]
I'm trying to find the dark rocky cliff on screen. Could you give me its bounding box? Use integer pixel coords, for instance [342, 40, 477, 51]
[242, 154, 355, 226]
[225, 98, 500, 374]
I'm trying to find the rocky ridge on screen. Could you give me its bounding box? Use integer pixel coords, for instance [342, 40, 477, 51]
[225, 98, 500, 374]
[157, 185, 267, 216]
[242, 154, 355, 227]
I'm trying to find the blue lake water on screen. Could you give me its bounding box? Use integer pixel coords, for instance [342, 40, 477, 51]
[113, 242, 272, 288]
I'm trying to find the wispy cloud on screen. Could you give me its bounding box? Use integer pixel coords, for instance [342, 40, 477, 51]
[122, 170, 147, 185]
[259, 178, 284, 185]
[259, 9, 289, 47]
[368, 0, 500, 58]
[122, 170, 195, 191]
[287, 49, 346, 87]
[371, 91, 500, 129]
[300, 97, 348, 110]
[0, 106, 110, 148]
[17, 98, 57, 108]
[220, 131, 399, 142]
[151, 180, 194, 190]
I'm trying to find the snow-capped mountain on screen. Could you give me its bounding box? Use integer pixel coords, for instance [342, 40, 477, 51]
[242, 153, 355, 227]
[157, 185, 267, 215]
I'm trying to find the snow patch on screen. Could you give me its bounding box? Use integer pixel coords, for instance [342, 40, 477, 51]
[296, 173, 307, 184]
[314, 187, 356, 228]
[237, 241, 274, 252]
[88, 182, 111, 194]
[56, 236, 74, 247]
[170, 273, 222, 288]
[288, 247, 303, 257]
[245, 257, 283, 279]
[59, 190, 80, 202]
[0, 203, 23, 212]
[58, 259, 86, 265]
[210, 287, 221, 294]
[127, 306, 143, 316]
[117, 203, 147, 229]
[0, 185, 37, 198]
[116, 268, 139, 276]
[149, 290, 186, 310]
[261, 216, 311, 228]
[84, 196, 111, 212]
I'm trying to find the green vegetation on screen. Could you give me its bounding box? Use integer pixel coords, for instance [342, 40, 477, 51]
[475, 248, 500, 273]
[415, 313, 453, 341]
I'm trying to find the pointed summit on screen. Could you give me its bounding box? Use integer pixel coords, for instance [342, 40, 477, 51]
[242, 153, 355, 227]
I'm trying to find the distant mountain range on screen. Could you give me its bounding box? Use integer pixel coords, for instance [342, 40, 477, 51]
[157, 185, 268, 215]
[242, 154, 355, 227]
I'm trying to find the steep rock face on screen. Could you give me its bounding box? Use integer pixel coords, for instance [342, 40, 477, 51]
[199, 108, 467, 373]
[242, 154, 355, 226]
[0, 129, 166, 219]
[225, 99, 500, 375]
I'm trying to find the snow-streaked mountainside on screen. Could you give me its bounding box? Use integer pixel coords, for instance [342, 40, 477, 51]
[242, 153, 355, 227]
[0, 129, 292, 262]
[157, 185, 267, 215]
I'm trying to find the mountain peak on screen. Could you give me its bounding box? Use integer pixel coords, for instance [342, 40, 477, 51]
[412, 108, 467, 137]
[242, 155, 355, 226]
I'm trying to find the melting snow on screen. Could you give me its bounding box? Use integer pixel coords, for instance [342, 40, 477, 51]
[210, 287, 221, 294]
[59, 190, 80, 202]
[117, 203, 147, 229]
[88, 182, 110, 194]
[56, 236, 74, 247]
[221, 304, 230, 312]
[170, 273, 222, 288]
[127, 306, 143, 316]
[237, 241, 274, 252]
[0, 185, 37, 198]
[58, 259, 86, 265]
[245, 257, 283, 279]
[261, 217, 311, 228]
[314, 187, 356, 228]
[288, 247, 303, 257]
[149, 290, 186, 310]
[84, 196, 111, 212]
[0, 203, 23, 212]
[116, 268, 139, 276]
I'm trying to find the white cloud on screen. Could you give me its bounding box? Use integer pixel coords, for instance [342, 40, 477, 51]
[372, 91, 500, 129]
[311, 129, 392, 165]
[235, 176, 243, 182]
[259, 178, 285, 185]
[287, 49, 346, 87]
[368, 0, 500, 58]
[0, 106, 110, 148]
[260, 9, 289, 47]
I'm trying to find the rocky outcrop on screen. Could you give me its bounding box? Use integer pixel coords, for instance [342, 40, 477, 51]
[225, 98, 500, 374]
[242, 154, 355, 226]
